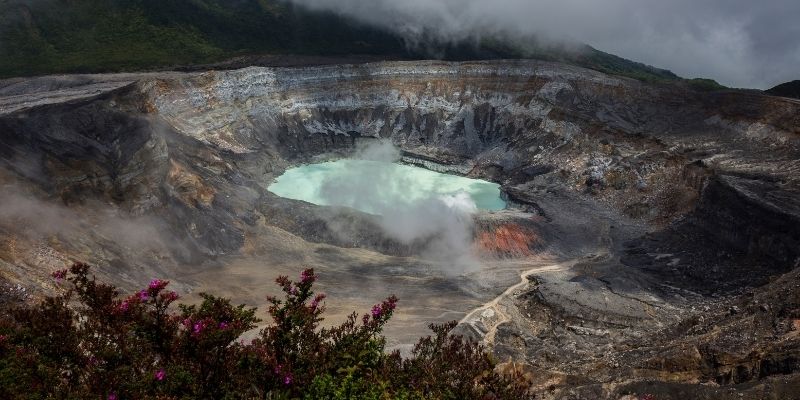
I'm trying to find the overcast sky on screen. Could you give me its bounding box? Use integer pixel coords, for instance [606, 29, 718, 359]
[290, 0, 800, 89]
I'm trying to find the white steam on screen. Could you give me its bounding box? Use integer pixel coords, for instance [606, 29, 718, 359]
[0, 189, 181, 254]
[319, 140, 480, 273]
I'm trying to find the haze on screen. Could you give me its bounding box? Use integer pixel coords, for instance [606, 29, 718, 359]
[291, 0, 800, 89]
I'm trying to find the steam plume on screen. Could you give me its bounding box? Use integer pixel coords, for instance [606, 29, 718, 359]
[319, 140, 480, 273]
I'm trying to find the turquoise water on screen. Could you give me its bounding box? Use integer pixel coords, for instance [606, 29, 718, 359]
[268, 159, 506, 215]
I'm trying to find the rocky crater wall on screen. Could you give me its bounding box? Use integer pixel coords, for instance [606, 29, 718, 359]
[1, 60, 799, 281]
[2, 61, 800, 398]
[694, 175, 800, 268]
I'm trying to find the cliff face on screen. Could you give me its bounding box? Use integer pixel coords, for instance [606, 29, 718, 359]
[143, 60, 800, 241]
[694, 175, 800, 267]
[1, 60, 799, 398]
[1, 59, 798, 297]
[147, 62, 626, 155]
[4, 61, 797, 195]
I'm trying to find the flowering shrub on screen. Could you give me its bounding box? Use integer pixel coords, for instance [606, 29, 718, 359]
[0, 262, 532, 399]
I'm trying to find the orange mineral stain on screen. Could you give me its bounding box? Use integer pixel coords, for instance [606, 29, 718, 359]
[476, 223, 538, 257]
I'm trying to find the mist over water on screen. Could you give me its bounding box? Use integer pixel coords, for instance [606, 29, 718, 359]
[268, 160, 505, 214]
[268, 140, 505, 273]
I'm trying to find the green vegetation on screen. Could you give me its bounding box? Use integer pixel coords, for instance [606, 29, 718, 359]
[0, 0, 683, 83]
[686, 78, 727, 92]
[0, 263, 533, 399]
[766, 80, 800, 99]
[0, 0, 404, 77]
[516, 42, 677, 82]
[573, 48, 678, 82]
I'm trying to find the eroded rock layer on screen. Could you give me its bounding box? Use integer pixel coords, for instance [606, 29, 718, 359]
[1, 60, 799, 399]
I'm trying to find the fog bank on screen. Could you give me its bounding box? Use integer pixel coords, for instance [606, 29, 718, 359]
[290, 0, 800, 89]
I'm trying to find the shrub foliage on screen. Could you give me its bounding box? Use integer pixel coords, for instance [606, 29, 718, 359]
[0, 263, 532, 399]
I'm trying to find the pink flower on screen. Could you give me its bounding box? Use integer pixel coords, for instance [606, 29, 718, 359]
[107, 393, 117, 400]
[155, 368, 166, 381]
[160, 290, 179, 302]
[149, 279, 168, 290]
[300, 269, 314, 284]
[138, 289, 149, 301]
[371, 304, 382, 318]
[51, 269, 67, 283]
[383, 296, 398, 311]
[290, 286, 298, 296]
[193, 321, 204, 335]
[310, 293, 326, 310]
[218, 321, 229, 330]
[118, 300, 130, 313]
[283, 374, 293, 385]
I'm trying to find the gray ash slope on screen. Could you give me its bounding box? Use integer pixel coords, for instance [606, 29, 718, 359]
[1, 60, 799, 398]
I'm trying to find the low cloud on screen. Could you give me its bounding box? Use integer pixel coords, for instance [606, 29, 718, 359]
[291, 0, 800, 89]
[0, 188, 180, 255]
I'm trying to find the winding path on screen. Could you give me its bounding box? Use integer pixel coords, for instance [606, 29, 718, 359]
[458, 256, 595, 345]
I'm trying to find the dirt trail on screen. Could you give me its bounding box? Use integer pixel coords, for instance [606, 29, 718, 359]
[458, 255, 602, 345]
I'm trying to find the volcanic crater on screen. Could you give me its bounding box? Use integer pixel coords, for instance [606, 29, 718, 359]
[1, 60, 799, 398]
